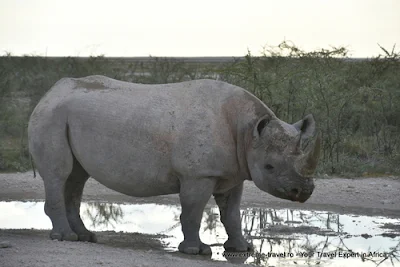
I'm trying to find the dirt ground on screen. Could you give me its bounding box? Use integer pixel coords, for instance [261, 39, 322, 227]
[1, 172, 400, 267]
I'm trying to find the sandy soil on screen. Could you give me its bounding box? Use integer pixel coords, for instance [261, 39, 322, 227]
[1, 172, 399, 216]
[1, 172, 400, 267]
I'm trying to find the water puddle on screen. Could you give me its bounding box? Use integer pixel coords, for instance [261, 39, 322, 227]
[1, 201, 399, 266]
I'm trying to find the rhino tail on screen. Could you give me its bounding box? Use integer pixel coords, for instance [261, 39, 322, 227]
[30, 153, 36, 178]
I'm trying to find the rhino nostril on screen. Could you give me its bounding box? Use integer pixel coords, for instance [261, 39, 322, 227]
[291, 188, 299, 195]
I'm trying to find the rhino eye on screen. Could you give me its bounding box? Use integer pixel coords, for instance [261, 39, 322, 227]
[265, 164, 274, 170]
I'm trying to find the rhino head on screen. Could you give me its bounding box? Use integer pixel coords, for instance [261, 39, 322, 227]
[246, 114, 320, 203]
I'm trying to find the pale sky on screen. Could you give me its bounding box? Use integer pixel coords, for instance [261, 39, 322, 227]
[1, 0, 399, 57]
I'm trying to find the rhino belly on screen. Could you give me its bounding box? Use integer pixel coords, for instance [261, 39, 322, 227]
[67, 123, 180, 197]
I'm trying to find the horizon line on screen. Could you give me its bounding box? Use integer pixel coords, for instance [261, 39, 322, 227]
[0, 56, 382, 62]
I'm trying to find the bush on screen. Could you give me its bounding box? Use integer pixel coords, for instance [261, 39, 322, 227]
[1, 43, 399, 176]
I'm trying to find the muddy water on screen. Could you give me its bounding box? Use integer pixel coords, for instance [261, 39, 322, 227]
[1, 201, 399, 267]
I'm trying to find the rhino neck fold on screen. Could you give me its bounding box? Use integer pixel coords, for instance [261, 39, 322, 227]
[236, 123, 252, 181]
[230, 91, 275, 182]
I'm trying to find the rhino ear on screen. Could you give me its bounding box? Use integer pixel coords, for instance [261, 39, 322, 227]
[253, 115, 272, 138]
[293, 114, 316, 138]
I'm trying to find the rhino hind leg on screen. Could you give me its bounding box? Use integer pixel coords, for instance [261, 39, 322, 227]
[43, 176, 79, 242]
[35, 124, 79, 241]
[64, 156, 96, 242]
[178, 177, 217, 255]
[214, 183, 252, 252]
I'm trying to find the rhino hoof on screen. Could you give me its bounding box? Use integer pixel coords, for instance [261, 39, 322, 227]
[224, 239, 253, 252]
[78, 233, 97, 243]
[178, 241, 212, 255]
[50, 231, 78, 241]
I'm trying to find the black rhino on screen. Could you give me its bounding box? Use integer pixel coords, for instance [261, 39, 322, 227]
[28, 76, 320, 255]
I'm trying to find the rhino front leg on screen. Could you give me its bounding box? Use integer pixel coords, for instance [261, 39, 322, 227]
[178, 177, 216, 255]
[214, 182, 252, 252]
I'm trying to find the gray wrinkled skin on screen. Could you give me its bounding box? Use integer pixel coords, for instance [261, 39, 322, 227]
[28, 76, 320, 255]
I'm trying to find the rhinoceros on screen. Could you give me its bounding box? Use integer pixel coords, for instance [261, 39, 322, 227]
[28, 75, 320, 255]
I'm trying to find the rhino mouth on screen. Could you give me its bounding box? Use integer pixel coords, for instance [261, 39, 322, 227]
[268, 180, 315, 203]
[267, 186, 313, 203]
[286, 186, 314, 203]
[288, 191, 310, 203]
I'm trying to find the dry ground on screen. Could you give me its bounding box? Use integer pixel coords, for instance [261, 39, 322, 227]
[1, 172, 399, 267]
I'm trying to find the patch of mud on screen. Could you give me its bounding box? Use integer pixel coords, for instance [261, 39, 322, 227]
[74, 79, 107, 90]
[96, 231, 166, 250]
[0, 229, 165, 251]
[380, 223, 400, 231]
[379, 223, 400, 238]
[262, 224, 338, 236]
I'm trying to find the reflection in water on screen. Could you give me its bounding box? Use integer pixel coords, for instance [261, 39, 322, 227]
[83, 203, 124, 228]
[238, 208, 400, 266]
[0, 201, 399, 267]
